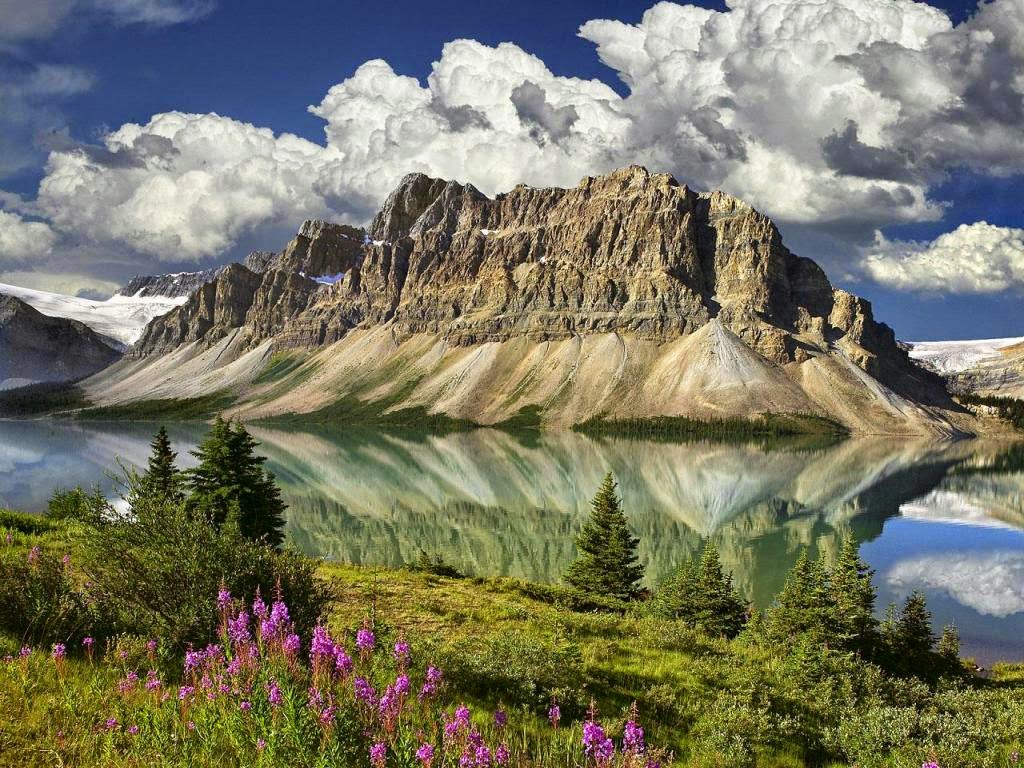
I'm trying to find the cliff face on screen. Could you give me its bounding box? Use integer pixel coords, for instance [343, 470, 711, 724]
[108, 167, 962, 433]
[0, 295, 121, 389]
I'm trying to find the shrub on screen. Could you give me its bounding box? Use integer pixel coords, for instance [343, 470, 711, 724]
[82, 490, 328, 651]
[0, 545, 109, 646]
[46, 486, 110, 523]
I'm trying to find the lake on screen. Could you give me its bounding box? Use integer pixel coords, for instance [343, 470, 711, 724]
[2, 419, 1022, 666]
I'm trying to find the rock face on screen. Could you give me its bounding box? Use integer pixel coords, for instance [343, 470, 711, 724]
[118, 268, 224, 299]
[0, 295, 121, 389]
[103, 167, 966, 434]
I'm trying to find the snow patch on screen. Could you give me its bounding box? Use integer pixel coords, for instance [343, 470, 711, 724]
[0, 282, 187, 346]
[906, 337, 1024, 374]
[313, 272, 346, 285]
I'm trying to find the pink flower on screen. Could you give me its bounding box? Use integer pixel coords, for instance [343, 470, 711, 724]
[370, 742, 387, 768]
[267, 680, 283, 707]
[495, 745, 510, 765]
[494, 708, 507, 728]
[548, 704, 561, 728]
[240, 700, 252, 712]
[51, 643, 66, 661]
[105, 718, 118, 731]
[356, 626, 375, 654]
[27, 546, 40, 565]
[416, 743, 435, 767]
[217, 585, 232, 611]
[257, 738, 267, 751]
[127, 725, 139, 736]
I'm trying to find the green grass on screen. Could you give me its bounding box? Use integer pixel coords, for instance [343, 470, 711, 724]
[74, 391, 236, 421]
[0, 382, 90, 417]
[572, 412, 849, 445]
[259, 392, 476, 433]
[1, 518, 1023, 768]
[492, 404, 545, 432]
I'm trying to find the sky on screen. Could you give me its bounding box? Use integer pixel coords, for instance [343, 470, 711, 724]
[0, 0, 1022, 340]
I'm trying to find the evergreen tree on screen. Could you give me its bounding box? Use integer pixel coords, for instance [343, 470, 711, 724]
[564, 473, 644, 601]
[894, 591, 934, 661]
[652, 543, 747, 636]
[829, 536, 878, 655]
[141, 426, 184, 502]
[186, 416, 287, 547]
[693, 542, 748, 637]
[767, 549, 834, 642]
[937, 624, 961, 663]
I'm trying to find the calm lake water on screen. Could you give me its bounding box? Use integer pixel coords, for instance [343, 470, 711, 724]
[2, 419, 1023, 666]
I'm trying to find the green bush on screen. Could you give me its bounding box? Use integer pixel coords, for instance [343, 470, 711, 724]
[0, 545, 109, 646]
[82, 490, 328, 651]
[46, 486, 110, 523]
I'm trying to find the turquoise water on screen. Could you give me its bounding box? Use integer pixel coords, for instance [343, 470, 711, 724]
[1, 419, 1022, 665]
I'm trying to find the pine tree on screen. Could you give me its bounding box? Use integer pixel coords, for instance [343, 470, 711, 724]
[895, 591, 934, 661]
[186, 416, 287, 547]
[829, 536, 878, 655]
[768, 549, 830, 641]
[564, 473, 644, 601]
[937, 624, 960, 663]
[141, 426, 184, 502]
[693, 542, 748, 637]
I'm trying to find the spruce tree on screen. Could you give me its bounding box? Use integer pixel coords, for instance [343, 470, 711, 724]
[768, 549, 829, 641]
[564, 473, 644, 601]
[141, 426, 184, 502]
[895, 591, 934, 661]
[186, 416, 287, 547]
[937, 624, 960, 663]
[829, 536, 878, 654]
[693, 542, 748, 637]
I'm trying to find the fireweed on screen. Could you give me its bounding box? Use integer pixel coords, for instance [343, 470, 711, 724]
[2, 588, 673, 767]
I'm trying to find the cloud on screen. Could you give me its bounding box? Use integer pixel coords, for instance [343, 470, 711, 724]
[887, 550, 1024, 618]
[37, 111, 336, 260]
[0, 0, 213, 42]
[0, 210, 57, 265]
[9, 0, 1024, 282]
[862, 223, 1024, 293]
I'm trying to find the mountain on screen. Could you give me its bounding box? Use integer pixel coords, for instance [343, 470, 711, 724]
[907, 337, 1024, 397]
[84, 166, 976, 435]
[0, 295, 121, 390]
[0, 281, 188, 348]
[116, 252, 275, 299]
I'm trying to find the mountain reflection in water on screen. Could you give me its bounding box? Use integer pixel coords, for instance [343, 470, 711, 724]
[0, 420, 1021, 663]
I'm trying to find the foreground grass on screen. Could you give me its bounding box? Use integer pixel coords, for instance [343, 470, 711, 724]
[2, 517, 1023, 768]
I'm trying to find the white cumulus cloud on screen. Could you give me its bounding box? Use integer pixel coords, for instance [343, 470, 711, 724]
[863, 223, 1024, 293]
[0, 210, 57, 265]
[887, 550, 1024, 618]
[8, 0, 1024, 280]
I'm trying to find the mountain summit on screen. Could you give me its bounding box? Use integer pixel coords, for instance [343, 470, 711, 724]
[85, 167, 971, 435]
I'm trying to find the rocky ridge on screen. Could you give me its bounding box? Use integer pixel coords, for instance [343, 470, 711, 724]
[0, 295, 121, 389]
[92, 167, 969, 434]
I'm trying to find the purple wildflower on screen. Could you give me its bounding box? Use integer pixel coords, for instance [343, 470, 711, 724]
[310, 624, 335, 669]
[240, 700, 252, 713]
[354, 676, 376, 705]
[128, 725, 139, 735]
[145, 671, 162, 691]
[19, 646, 31, 659]
[217, 585, 232, 611]
[370, 742, 387, 768]
[178, 685, 195, 701]
[455, 704, 471, 728]
[228, 611, 251, 646]
[118, 671, 139, 694]
[394, 639, 410, 664]
[184, 648, 204, 672]
[494, 708, 507, 728]
[283, 633, 300, 657]
[267, 680, 283, 707]
[459, 751, 475, 768]
[475, 745, 492, 767]
[356, 626, 375, 654]
[922, 763, 940, 768]
[187, 721, 195, 731]
[27, 546, 40, 565]
[416, 743, 435, 767]
[146, 639, 157, 656]
[335, 647, 353, 675]
[394, 673, 410, 696]
[583, 721, 615, 765]
[257, 738, 267, 751]
[548, 704, 561, 728]
[495, 744, 510, 766]
[62, 553, 71, 567]
[4, 532, 11, 545]
[623, 717, 644, 753]
[51, 643, 66, 661]
[252, 592, 268, 620]
[105, 718, 118, 731]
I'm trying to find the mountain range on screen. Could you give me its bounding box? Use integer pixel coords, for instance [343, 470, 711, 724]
[0, 166, 1016, 436]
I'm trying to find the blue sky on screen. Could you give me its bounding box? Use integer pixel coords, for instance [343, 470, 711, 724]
[1, 0, 1022, 340]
